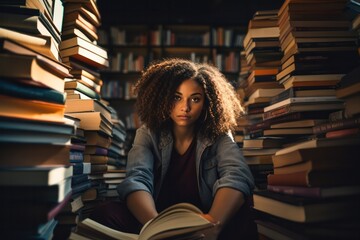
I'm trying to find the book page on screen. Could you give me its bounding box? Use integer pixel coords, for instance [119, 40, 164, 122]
[78, 218, 139, 240]
[139, 203, 212, 240]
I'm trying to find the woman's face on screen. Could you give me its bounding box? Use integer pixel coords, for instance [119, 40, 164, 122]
[170, 78, 205, 129]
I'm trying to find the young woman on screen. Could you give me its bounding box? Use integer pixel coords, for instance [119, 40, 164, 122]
[90, 58, 256, 239]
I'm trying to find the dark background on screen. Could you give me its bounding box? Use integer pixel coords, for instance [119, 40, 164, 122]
[97, 0, 285, 26]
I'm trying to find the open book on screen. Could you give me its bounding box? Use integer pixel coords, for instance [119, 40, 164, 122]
[70, 203, 214, 240]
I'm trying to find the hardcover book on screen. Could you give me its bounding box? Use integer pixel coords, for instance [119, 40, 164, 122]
[272, 145, 360, 168]
[267, 184, 360, 199]
[267, 170, 360, 187]
[253, 190, 360, 223]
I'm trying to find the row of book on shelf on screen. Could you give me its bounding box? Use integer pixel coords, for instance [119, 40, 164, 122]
[235, 0, 360, 239]
[106, 49, 241, 74]
[106, 25, 244, 47]
[0, 0, 132, 239]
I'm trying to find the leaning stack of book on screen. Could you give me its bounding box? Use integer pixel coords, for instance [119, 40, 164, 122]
[0, 1, 76, 238]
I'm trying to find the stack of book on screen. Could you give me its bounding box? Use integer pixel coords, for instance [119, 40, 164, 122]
[252, 0, 360, 238]
[53, 0, 123, 238]
[0, 1, 63, 61]
[242, 9, 284, 100]
[0, 0, 76, 238]
[254, 137, 360, 239]
[241, 9, 284, 190]
[276, 0, 359, 89]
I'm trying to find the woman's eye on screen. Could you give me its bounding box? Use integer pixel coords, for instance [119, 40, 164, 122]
[192, 97, 200, 103]
[174, 95, 181, 101]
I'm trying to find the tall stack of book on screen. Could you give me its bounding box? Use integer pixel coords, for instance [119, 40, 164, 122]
[52, 0, 121, 238]
[241, 9, 284, 190]
[0, 0, 76, 238]
[252, 0, 360, 239]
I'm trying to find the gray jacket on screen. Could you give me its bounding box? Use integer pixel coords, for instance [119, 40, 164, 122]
[117, 125, 255, 211]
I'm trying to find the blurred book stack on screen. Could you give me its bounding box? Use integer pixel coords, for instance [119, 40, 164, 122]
[241, 9, 284, 190]
[252, 0, 360, 239]
[0, 0, 76, 238]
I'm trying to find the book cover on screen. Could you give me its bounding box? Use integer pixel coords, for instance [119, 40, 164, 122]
[325, 127, 360, 139]
[0, 79, 65, 104]
[0, 177, 72, 203]
[66, 111, 113, 136]
[60, 36, 107, 59]
[0, 53, 66, 93]
[253, 189, 360, 223]
[313, 116, 360, 134]
[267, 170, 360, 187]
[60, 45, 109, 69]
[274, 136, 360, 156]
[272, 145, 360, 168]
[273, 155, 357, 175]
[267, 184, 360, 199]
[0, 37, 70, 74]
[65, 79, 100, 98]
[0, 165, 73, 186]
[264, 96, 341, 113]
[83, 131, 111, 148]
[65, 98, 111, 121]
[0, 94, 65, 123]
[263, 102, 344, 121]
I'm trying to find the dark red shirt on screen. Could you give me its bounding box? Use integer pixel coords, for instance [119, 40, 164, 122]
[156, 139, 203, 212]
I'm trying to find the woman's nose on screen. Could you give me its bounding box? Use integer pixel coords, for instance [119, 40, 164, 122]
[181, 100, 190, 112]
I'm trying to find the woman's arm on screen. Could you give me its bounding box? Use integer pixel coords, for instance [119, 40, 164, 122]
[206, 187, 245, 226]
[126, 190, 159, 225]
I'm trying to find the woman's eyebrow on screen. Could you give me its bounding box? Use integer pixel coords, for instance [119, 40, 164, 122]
[175, 92, 202, 96]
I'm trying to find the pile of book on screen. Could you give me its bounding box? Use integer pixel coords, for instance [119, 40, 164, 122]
[252, 0, 360, 239]
[0, 0, 76, 238]
[240, 9, 284, 190]
[51, 0, 127, 238]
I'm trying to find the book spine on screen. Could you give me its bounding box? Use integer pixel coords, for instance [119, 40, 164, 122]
[94, 147, 108, 155]
[313, 117, 360, 134]
[0, 79, 65, 104]
[263, 105, 292, 120]
[69, 151, 84, 163]
[71, 174, 89, 185]
[72, 163, 84, 175]
[247, 130, 265, 139]
[246, 112, 303, 132]
[269, 88, 294, 105]
[267, 172, 309, 187]
[267, 185, 321, 198]
[325, 127, 360, 139]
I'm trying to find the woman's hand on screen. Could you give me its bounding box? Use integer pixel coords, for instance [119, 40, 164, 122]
[197, 214, 222, 240]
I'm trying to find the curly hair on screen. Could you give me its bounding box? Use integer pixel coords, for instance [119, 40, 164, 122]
[134, 58, 244, 140]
